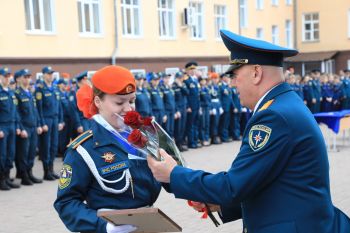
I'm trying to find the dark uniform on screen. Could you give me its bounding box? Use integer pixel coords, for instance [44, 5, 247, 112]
[148, 72, 165, 124]
[35, 66, 63, 180]
[172, 72, 189, 150]
[321, 82, 334, 112]
[230, 86, 241, 140]
[135, 74, 152, 118]
[303, 80, 316, 113]
[219, 79, 233, 142]
[208, 80, 222, 144]
[198, 78, 211, 143]
[161, 78, 176, 138]
[0, 67, 21, 190]
[14, 69, 42, 185]
[166, 30, 350, 233]
[75, 72, 92, 131]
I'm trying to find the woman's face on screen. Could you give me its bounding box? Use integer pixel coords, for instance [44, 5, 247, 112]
[95, 92, 136, 129]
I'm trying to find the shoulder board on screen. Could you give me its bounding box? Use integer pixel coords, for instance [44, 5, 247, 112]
[67, 130, 93, 150]
[258, 99, 274, 112]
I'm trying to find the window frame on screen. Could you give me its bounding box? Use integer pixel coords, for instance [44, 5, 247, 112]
[271, 25, 279, 45]
[214, 4, 227, 40]
[256, 0, 264, 10]
[239, 0, 248, 29]
[271, 0, 279, 6]
[121, 0, 143, 38]
[285, 0, 292, 5]
[77, 0, 104, 37]
[285, 19, 293, 48]
[256, 27, 264, 40]
[158, 0, 176, 40]
[188, 1, 205, 40]
[24, 0, 56, 35]
[302, 12, 320, 42]
[348, 9, 350, 38]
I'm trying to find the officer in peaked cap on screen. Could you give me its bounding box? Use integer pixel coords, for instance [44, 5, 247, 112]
[147, 29, 350, 233]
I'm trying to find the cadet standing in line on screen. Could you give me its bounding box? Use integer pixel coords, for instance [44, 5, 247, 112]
[208, 72, 223, 144]
[67, 77, 84, 139]
[14, 69, 43, 185]
[161, 73, 176, 138]
[311, 69, 322, 113]
[183, 62, 201, 149]
[0, 67, 21, 190]
[230, 79, 242, 140]
[198, 76, 211, 146]
[75, 71, 92, 131]
[302, 75, 316, 113]
[320, 74, 334, 112]
[147, 29, 350, 233]
[219, 73, 233, 142]
[35, 66, 64, 181]
[135, 73, 152, 118]
[148, 72, 167, 124]
[172, 71, 189, 152]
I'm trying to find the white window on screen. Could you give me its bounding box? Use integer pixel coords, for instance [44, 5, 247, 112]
[256, 27, 264, 40]
[158, 0, 175, 39]
[214, 5, 227, 39]
[239, 0, 248, 28]
[121, 0, 142, 37]
[256, 0, 264, 10]
[285, 20, 293, 48]
[196, 66, 208, 77]
[188, 2, 204, 39]
[302, 13, 319, 42]
[347, 60, 350, 70]
[24, 0, 55, 33]
[348, 9, 350, 38]
[130, 69, 146, 77]
[286, 0, 292, 5]
[77, 0, 102, 35]
[272, 25, 279, 45]
[271, 0, 278, 6]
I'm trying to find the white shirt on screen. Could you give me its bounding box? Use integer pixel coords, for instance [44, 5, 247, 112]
[252, 83, 280, 115]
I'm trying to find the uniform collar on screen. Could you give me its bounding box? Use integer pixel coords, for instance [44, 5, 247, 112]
[90, 119, 129, 155]
[253, 82, 292, 115]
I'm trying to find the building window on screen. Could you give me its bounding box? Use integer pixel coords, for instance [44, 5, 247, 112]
[271, 0, 278, 6]
[188, 1, 204, 39]
[121, 0, 141, 37]
[348, 59, 350, 70]
[286, 0, 292, 5]
[272, 25, 279, 45]
[77, 0, 102, 35]
[214, 5, 227, 39]
[348, 9, 350, 38]
[302, 13, 319, 42]
[24, 0, 55, 33]
[239, 0, 248, 28]
[285, 19, 293, 48]
[256, 0, 264, 10]
[158, 0, 175, 38]
[256, 28, 264, 40]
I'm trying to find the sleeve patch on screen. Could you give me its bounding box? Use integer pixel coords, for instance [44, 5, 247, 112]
[248, 125, 272, 151]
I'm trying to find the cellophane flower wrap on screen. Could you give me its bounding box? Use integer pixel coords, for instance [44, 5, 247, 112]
[114, 111, 186, 167]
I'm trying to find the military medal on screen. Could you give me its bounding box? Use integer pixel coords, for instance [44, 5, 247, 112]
[101, 152, 115, 163]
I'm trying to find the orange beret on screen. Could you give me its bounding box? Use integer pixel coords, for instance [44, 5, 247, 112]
[91, 65, 136, 95]
[210, 72, 219, 79]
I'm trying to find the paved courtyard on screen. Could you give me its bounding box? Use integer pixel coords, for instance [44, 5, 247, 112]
[1, 127, 350, 233]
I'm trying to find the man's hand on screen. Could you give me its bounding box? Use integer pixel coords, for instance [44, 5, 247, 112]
[147, 149, 177, 183]
[58, 123, 64, 131]
[37, 127, 43, 135]
[77, 126, 84, 134]
[16, 129, 21, 135]
[0, 131, 4, 139]
[189, 201, 221, 213]
[162, 115, 167, 123]
[20, 130, 28, 138]
[42, 125, 49, 132]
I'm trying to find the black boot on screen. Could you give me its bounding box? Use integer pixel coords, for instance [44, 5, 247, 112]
[28, 169, 43, 184]
[50, 164, 60, 179]
[43, 165, 55, 181]
[5, 171, 20, 189]
[21, 171, 33, 186]
[0, 174, 11, 191]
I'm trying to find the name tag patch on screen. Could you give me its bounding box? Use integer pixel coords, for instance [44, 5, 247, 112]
[100, 161, 129, 176]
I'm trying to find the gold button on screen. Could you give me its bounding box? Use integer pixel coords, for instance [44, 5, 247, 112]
[95, 142, 99, 146]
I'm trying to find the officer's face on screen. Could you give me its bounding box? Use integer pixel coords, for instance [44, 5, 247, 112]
[231, 65, 256, 109]
[0, 74, 11, 86]
[43, 73, 54, 83]
[96, 93, 136, 129]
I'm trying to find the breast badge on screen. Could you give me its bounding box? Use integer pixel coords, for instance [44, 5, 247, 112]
[102, 152, 116, 163]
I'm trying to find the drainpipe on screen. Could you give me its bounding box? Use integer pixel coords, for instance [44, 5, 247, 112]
[238, 0, 241, 35]
[111, 0, 118, 65]
[293, 0, 297, 50]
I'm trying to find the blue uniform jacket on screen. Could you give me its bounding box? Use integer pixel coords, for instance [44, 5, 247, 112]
[231, 87, 242, 112]
[219, 82, 233, 112]
[169, 83, 350, 233]
[15, 87, 40, 128]
[148, 85, 165, 113]
[183, 76, 200, 110]
[302, 81, 315, 103]
[54, 120, 162, 233]
[199, 86, 212, 108]
[135, 87, 152, 116]
[172, 82, 188, 111]
[0, 85, 20, 127]
[161, 85, 176, 112]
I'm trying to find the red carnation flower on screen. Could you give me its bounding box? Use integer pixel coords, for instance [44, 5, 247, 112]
[127, 129, 148, 148]
[124, 111, 143, 129]
[143, 117, 153, 126]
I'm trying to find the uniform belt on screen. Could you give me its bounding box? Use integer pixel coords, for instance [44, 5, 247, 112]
[211, 99, 220, 103]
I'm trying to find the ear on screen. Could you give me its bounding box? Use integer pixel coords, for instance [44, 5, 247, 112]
[252, 65, 263, 85]
[94, 96, 101, 109]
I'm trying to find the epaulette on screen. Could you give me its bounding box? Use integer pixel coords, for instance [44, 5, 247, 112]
[67, 130, 93, 150]
[258, 99, 274, 112]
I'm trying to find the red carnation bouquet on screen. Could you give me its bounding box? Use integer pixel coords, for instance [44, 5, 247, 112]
[114, 111, 186, 166]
